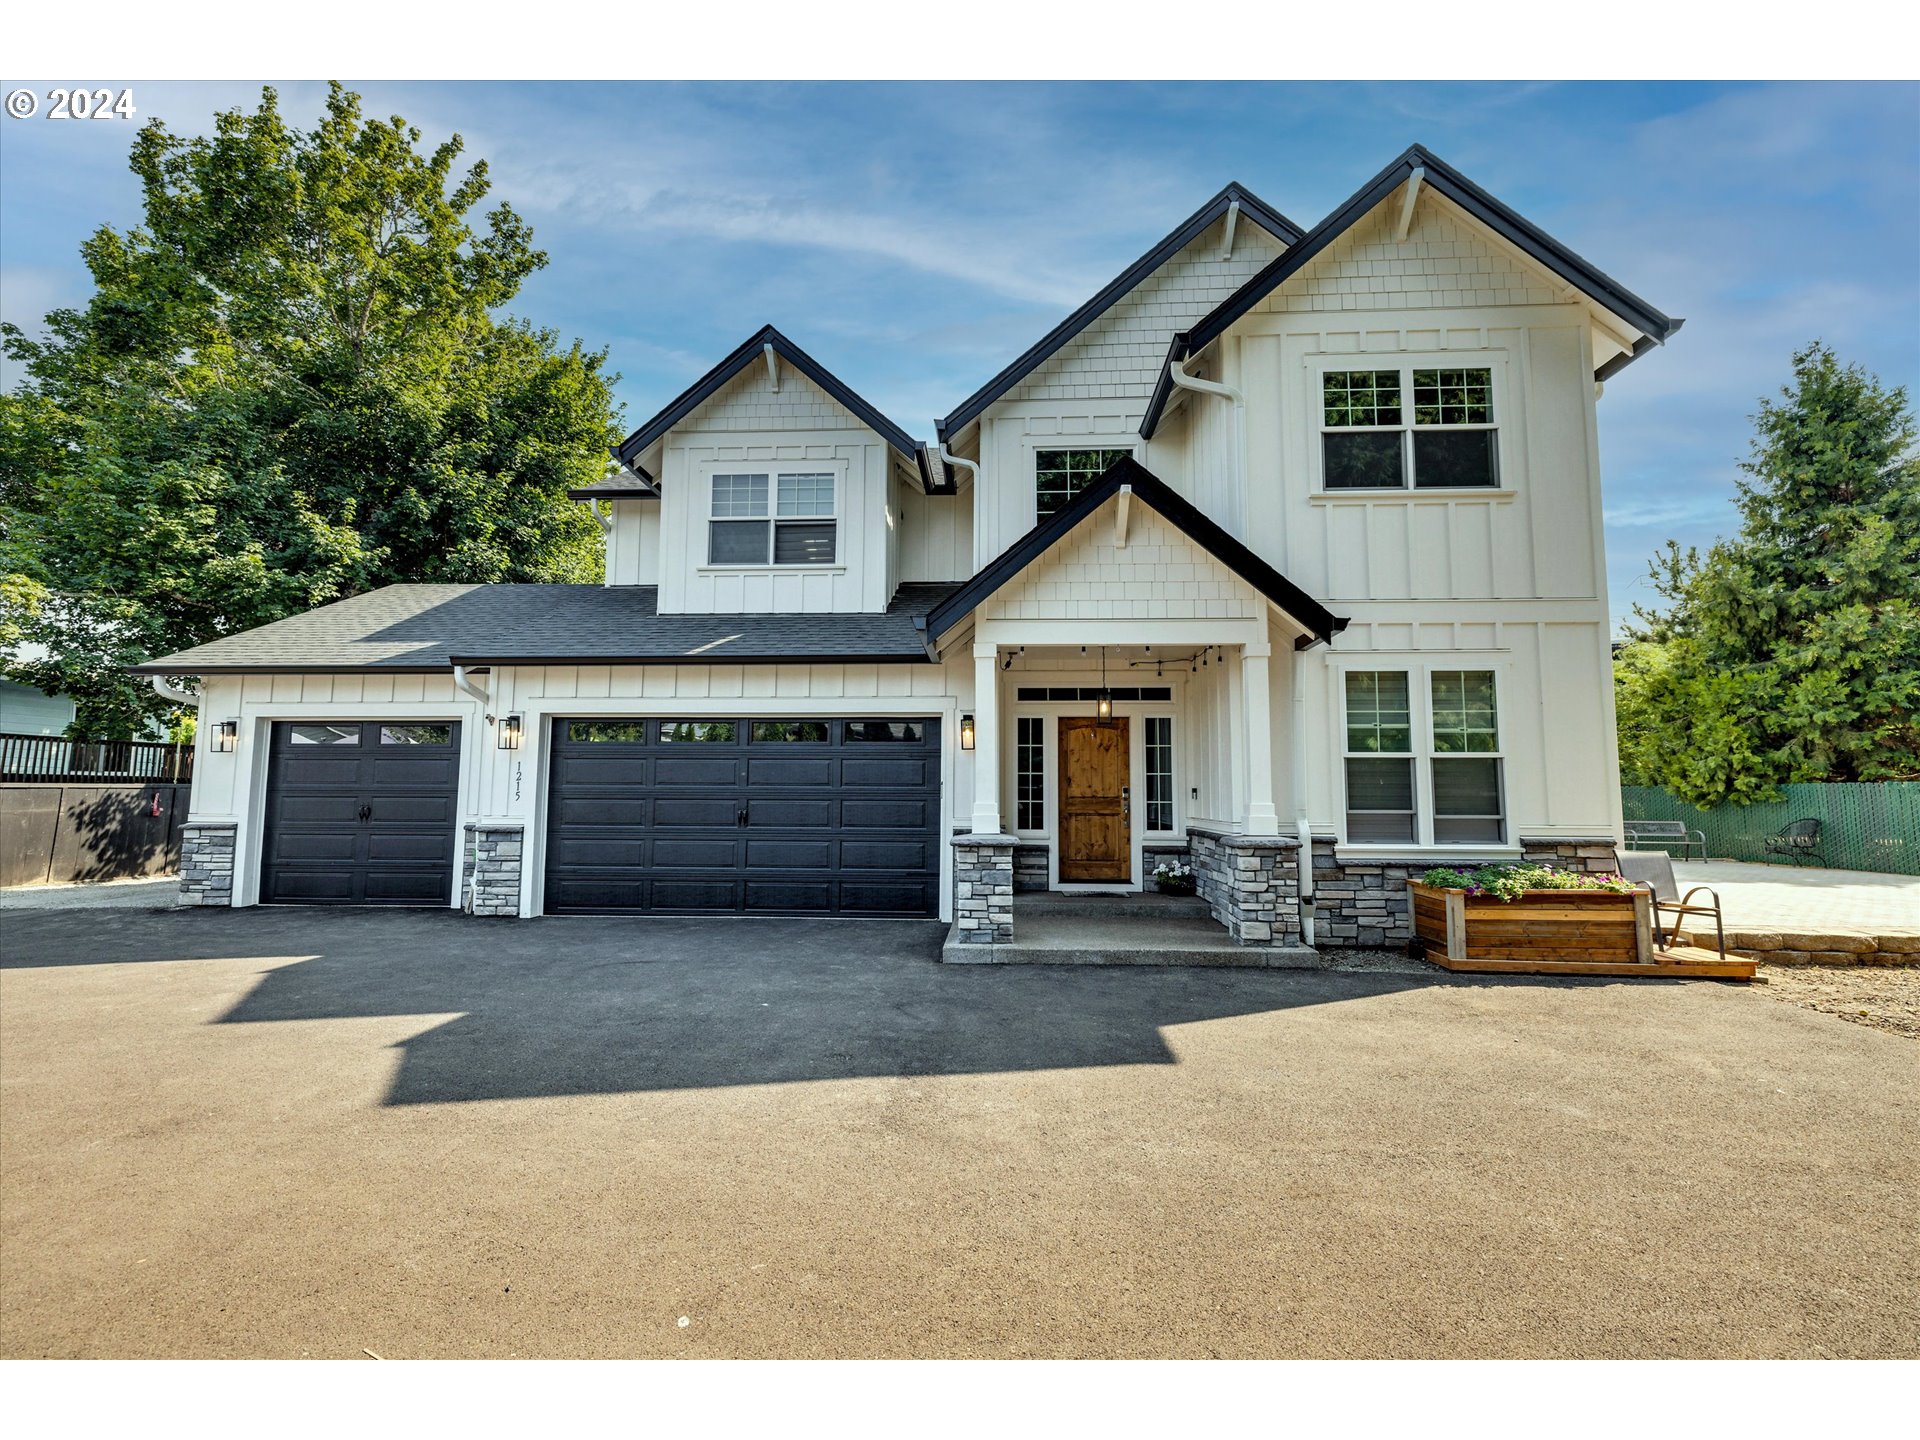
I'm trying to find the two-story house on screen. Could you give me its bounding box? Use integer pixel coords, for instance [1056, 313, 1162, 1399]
[139, 145, 1679, 955]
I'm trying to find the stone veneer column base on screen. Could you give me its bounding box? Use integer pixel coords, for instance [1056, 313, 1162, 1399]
[1518, 836, 1624, 875]
[177, 822, 238, 906]
[1186, 827, 1301, 946]
[464, 823, 525, 917]
[949, 834, 1015, 948]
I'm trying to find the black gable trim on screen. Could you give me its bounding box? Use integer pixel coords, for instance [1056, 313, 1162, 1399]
[937, 183, 1303, 443]
[615, 325, 926, 484]
[1140, 145, 1682, 438]
[924, 457, 1345, 647]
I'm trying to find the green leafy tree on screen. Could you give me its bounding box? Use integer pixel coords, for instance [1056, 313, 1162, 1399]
[1, 83, 617, 736]
[1615, 343, 1920, 805]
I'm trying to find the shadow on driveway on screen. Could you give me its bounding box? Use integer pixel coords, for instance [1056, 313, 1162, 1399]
[2, 906, 1469, 1105]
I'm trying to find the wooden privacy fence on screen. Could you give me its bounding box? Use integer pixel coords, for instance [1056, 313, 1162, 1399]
[1621, 782, 1920, 876]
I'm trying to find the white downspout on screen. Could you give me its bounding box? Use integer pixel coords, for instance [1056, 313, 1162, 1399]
[1167, 350, 1247, 535]
[588, 498, 613, 534]
[150, 674, 199, 707]
[933, 429, 981, 488]
[451, 665, 492, 912]
[1291, 645, 1323, 947]
[452, 665, 490, 708]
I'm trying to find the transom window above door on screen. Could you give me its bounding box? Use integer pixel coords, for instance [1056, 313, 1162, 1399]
[1035, 448, 1132, 519]
[1320, 364, 1499, 490]
[708, 471, 838, 565]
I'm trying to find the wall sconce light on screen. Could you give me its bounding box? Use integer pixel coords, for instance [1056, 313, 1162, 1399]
[499, 714, 524, 750]
[214, 720, 239, 753]
[959, 714, 976, 750]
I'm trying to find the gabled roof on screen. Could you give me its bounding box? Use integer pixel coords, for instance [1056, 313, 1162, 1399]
[613, 325, 935, 491]
[923, 457, 1346, 649]
[935, 183, 1303, 445]
[1139, 145, 1683, 438]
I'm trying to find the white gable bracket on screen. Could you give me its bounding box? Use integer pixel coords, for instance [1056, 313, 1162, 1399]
[1220, 198, 1241, 260]
[763, 343, 780, 392]
[1394, 166, 1426, 244]
[1114, 484, 1133, 549]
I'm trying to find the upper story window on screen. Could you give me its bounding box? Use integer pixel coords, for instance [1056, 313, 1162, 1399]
[1035, 448, 1132, 520]
[707, 471, 837, 566]
[1321, 365, 1499, 491]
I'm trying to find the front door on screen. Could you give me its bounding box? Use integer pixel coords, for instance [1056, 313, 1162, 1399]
[1058, 717, 1130, 883]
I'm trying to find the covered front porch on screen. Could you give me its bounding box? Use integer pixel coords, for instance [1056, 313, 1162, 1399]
[950, 628, 1315, 956]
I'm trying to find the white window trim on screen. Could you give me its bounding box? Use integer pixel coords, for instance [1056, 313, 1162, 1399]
[1310, 352, 1512, 496]
[701, 463, 844, 570]
[1335, 659, 1510, 848]
[1028, 441, 1139, 524]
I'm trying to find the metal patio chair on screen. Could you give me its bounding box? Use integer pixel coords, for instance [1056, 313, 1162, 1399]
[1763, 818, 1826, 867]
[1616, 851, 1727, 959]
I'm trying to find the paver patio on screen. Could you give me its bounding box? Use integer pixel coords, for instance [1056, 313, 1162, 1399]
[1672, 860, 1919, 938]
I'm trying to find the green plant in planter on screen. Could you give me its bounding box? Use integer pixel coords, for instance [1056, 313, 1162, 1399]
[1152, 859, 1197, 893]
[1421, 863, 1637, 902]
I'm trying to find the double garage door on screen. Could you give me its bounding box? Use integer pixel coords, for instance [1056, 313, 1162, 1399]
[543, 716, 941, 917]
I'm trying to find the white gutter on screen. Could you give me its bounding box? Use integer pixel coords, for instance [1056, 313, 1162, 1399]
[1290, 646, 1318, 947]
[1167, 351, 1247, 534]
[150, 674, 199, 707]
[452, 665, 490, 708]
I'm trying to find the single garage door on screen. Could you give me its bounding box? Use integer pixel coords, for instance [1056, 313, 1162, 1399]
[260, 720, 462, 905]
[544, 716, 941, 916]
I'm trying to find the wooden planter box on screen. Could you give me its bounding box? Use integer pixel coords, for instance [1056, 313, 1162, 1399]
[1410, 880, 1653, 969]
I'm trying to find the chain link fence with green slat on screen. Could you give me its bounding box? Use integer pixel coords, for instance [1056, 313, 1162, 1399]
[1621, 783, 1920, 876]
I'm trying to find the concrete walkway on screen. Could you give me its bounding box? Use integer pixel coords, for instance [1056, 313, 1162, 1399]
[1674, 860, 1919, 938]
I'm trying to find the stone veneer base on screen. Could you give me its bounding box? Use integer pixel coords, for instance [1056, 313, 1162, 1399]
[177, 822, 238, 907]
[464, 823, 525, 917]
[1187, 826, 1301, 946]
[950, 834, 1015, 946]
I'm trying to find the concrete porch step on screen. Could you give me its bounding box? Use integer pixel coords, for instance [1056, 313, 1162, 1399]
[944, 913, 1320, 968]
[1012, 890, 1210, 920]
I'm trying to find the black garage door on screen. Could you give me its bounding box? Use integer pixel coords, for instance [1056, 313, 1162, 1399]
[260, 720, 462, 905]
[544, 717, 940, 916]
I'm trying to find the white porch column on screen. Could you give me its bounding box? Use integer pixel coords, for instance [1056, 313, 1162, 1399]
[971, 641, 1004, 835]
[1242, 641, 1281, 834]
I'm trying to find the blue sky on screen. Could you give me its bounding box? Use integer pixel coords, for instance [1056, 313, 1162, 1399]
[3, 80, 1916, 630]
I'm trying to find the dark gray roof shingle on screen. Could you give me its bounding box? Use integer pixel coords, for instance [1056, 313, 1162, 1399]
[131, 584, 957, 674]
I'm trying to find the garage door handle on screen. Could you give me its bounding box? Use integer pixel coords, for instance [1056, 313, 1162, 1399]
[358, 804, 372, 823]
[737, 806, 748, 828]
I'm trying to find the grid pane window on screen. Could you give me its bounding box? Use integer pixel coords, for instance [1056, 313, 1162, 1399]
[1321, 365, 1498, 490]
[1322, 370, 1403, 427]
[1016, 716, 1045, 831]
[1429, 671, 1498, 753]
[1144, 716, 1173, 833]
[1411, 369, 1493, 426]
[710, 471, 835, 564]
[1035, 448, 1131, 519]
[1344, 672, 1413, 753]
[776, 472, 835, 516]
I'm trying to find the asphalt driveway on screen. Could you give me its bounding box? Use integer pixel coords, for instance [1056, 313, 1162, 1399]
[2, 903, 1915, 1358]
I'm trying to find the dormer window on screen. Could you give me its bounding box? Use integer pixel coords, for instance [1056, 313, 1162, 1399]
[1320, 364, 1500, 490]
[707, 471, 838, 566]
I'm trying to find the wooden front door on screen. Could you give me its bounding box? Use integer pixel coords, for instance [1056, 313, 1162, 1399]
[1058, 717, 1130, 883]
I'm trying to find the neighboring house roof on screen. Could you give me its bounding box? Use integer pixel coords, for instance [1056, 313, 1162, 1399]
[613, 324, 936, 492]
[924, 457, 1346, 649]
[1139, 144, 1683, 438]
[131, 584, 958, 674]
[935, 182, 1304, 445]
[567, 465, 659, 501]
